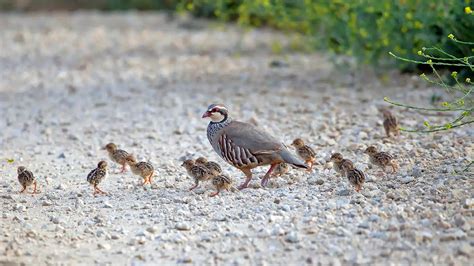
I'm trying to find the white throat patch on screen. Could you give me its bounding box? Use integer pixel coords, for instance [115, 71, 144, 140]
[210, 112, 225, 122]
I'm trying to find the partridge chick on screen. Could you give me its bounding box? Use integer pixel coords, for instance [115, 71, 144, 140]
[196, 157, 222, 176]
[364, 146, 398, 173]
[181, 159, 213, 191]
[291, 138, 316, 171]
[271, 162, 290, 178]
[210, 174, 233, 197]
[329, 153, 354, 177]
[341, 160, 366, 192]
[86, 161, 108, 195]
[381, 109, 400, 137]
[103, 143, 130, 173]
[17, 166, 38, 194]
[125, 155, 155, 185]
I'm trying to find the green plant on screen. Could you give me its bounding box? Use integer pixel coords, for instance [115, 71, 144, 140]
[386, 34, 473, 171]
[178, 0, 473, 72]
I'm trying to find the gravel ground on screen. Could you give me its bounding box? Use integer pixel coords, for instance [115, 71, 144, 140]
[0, 12, 472, 265]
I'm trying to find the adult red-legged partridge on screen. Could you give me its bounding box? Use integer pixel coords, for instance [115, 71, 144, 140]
[202, 104, 307, 189]
[291, 138, 316, 171]
[196, 157, 222, 176]
[364, 146, 398, 173]
[86, 161, 108, 196]
[381, 109, 400, 137]
[341, 160, 365, 192]
[103, 143, 130, 173]
[125, 155, 155, 185]
[181, 159, 214, 191]
[210, 174, 233, 197]
[17, 166, 38, 194]
[329, 153, 354, 177]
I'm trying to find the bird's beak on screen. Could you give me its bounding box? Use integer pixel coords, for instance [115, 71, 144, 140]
[101, 146, 106, 150]
[202, 111, 211, 118]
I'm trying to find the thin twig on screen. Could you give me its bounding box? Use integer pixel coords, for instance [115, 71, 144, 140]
[401, 120, 474, 133]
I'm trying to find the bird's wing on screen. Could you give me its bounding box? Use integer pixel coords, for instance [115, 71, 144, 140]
[306, 146, 316, 157]
[25, 170, 35, 180]
[137, 162, 154, 172]
[86, 169, 97, 182]
[223, 121, 282, 154]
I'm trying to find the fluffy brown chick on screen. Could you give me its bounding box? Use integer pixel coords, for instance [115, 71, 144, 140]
[381, 109, 400, 137]
[210, 174, 233, 197]
[291, 138, 316, 171]
[341, 160, 365, 192]
[364, 146, 398, 173]
[86, 161, 108, 195]
[181, 159, 213, 191]
[329, 153, 354, 177]
[103, 143, 130, 173]
[271, 162, 290, 178]
[125, 155, 154, 185]
[17, 166, 38, 194]
[195, 157, 222, 176]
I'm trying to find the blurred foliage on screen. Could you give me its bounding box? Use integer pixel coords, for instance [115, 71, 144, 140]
[2, 0, 473, 72]
[177, 0, 474, 71]
[0, 0, 178, 11]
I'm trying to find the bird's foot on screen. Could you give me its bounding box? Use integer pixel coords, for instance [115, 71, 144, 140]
[237, 183, 248, 190]
[209, 191, 219, 197]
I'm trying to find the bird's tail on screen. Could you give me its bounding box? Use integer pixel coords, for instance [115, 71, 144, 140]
[280, 149, 309, 169]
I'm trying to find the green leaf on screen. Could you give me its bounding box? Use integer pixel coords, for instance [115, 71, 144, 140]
[6, 159, 14, 163]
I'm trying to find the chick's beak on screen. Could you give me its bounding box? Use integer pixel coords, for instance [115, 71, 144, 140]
[202, 111, 211, 118]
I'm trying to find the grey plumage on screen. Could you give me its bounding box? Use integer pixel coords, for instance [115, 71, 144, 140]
[203, 104, 307, 189]
[207, 115, 306, 169]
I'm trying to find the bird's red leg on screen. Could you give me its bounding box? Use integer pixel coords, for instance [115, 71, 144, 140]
[261, 164, 277, 187]
[238, 168, 253, 190]
[19, 186, 26, 193]
[209, 189, 220, 197]
[95, 185, 107, 195]
[31, 181, 38, 194]
[148, 172, 154, 184]
[306, 160, 313, 172]
[120, 163, 126, 173]
[189, 182, 199, 191]
[391, 163, 397, 173]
